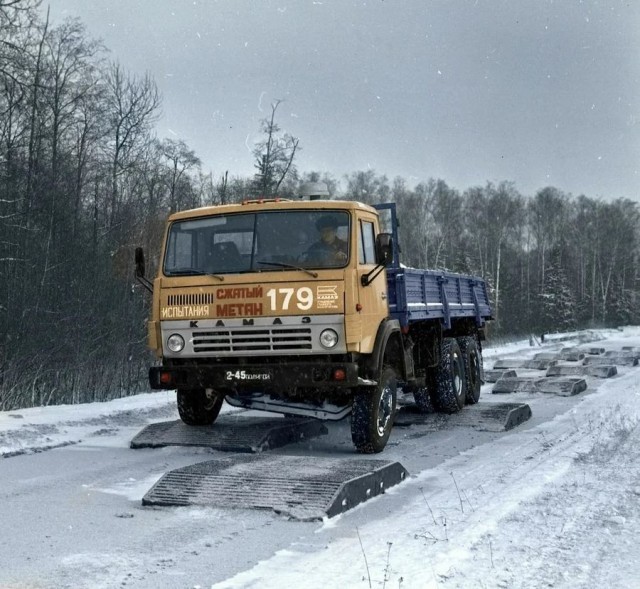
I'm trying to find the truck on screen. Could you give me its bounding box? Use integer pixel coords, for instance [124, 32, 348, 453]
[135, 192, 492, 453]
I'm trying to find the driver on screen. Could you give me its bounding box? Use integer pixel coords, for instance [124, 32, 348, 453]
[306, 215, 348, 264]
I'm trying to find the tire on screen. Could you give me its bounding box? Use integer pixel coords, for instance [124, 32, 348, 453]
[430, 338, 466, 413]
[458, 336, 482, 404]
[351, 367, 398, 454]
[177, 388, 223, 426]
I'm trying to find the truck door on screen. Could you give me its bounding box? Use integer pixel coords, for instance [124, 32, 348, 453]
[356, 217, 389, 352]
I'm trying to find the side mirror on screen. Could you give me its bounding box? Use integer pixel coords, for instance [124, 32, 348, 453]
[134, 246, 153, 293]
[135, 247, 146, 278]
[375, 233, 393, 266]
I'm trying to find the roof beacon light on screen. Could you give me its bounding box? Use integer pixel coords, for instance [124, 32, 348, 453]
[299, 182, 330, 201]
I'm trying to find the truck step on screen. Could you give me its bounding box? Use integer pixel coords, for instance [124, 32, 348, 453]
[130, 415, 328, 453]
[546, 364, 618, 379]
[142, 455, 408, 520]
[394, 402, 531, 432]
[492, 377, 587, 396]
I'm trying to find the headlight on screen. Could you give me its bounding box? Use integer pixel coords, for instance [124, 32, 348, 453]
[167, 334, 185, 353]
[319, 329, 339, 349]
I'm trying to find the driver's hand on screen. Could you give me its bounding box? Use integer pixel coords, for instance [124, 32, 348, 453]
[335, 251, 347, 261]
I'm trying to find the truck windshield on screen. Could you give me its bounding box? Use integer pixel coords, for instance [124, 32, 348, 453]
[164, 210, 350, 276]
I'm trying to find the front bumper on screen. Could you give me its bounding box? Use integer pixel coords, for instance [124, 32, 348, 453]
[149, 361, 360, 392]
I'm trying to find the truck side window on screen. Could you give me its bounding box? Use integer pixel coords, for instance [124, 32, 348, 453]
[359, 221, 376, 265]
[167, 231, 193, 270]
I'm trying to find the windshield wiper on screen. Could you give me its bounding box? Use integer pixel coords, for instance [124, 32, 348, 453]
[257, 260, 318, 278]
[166, 268, 225, 281]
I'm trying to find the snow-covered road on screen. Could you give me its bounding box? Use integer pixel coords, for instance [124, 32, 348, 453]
[1, 328, 640, 589]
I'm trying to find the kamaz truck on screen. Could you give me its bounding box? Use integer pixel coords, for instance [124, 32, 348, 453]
[135, 195, 492, 453]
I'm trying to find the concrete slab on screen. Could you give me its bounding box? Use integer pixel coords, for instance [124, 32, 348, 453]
[491, 378, 537, 394]
[523, 359, 558, 370]
[484, 369, 517, 383]
[130, 415, 328, 453]
[492, 377, 587, 396]
[533, 352, 561, 362]
[604, 350, 640, 360]
[541, 377, 587, 396]
[582, 347, 605, 355]
[492, 358, 527, 369]
[142, 455, 408, 520]
[546, 364, 617, 379]
[621, 346, 640, 354]
[558, 348, 585, 361]
[583, 355, 639, 367]
[394, 402, 532, 432]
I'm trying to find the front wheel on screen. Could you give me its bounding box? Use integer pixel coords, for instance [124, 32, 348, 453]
[351, 367, 398, 454]
[177, 388, 223, 425]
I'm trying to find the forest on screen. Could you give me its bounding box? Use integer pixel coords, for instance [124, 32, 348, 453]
[1, 1, 638, 409]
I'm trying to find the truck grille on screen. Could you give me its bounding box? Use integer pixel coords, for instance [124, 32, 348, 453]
[193, 327, 312, 353]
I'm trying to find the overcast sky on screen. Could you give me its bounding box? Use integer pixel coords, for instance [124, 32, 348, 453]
[45, 0, 639, 199]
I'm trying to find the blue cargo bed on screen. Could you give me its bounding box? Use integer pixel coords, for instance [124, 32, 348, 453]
[386, 267, 492, 329]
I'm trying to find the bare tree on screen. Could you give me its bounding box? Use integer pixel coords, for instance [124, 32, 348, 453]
[160, 138, 200, 212]
[104, 62, 160, 226]
[252, 99, 299, 197]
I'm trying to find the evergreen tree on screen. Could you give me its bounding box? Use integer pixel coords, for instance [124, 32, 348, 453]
[539, 248, 576, 333]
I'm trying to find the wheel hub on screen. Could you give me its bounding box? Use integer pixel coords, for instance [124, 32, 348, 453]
[377, 385, 393, 436]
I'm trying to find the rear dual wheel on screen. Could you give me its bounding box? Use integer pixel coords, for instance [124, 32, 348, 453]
[428, 336, 483, 413]
[430, 337, 466, 413]
[458, 336, 482, 404]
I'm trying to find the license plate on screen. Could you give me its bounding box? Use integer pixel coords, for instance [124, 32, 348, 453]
[225, 369, 272, 382]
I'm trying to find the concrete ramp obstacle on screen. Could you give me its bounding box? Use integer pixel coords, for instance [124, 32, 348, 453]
[533, 352, 561, 362]
[603, 349, 640, 360]
[394, 401, 532, 432]
[546, 364, 617, 379]
[484, 369, 517, 383]
[492, 377, 587, 396]
[558, 348, 585, 361]
[492, 358, 528, 370]
[142, 455, 408, 520]
[523, 359, 558, 370]
[583, 347, 605, 355]
[621, 346, 640, 355]
[491, 357, 556, 370]
[131, 415, 328, 453]
[583, 355, 638, 367]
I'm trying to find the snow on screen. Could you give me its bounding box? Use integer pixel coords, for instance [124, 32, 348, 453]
[212, 359, 640, 589]
[2, 328, 640, 588]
